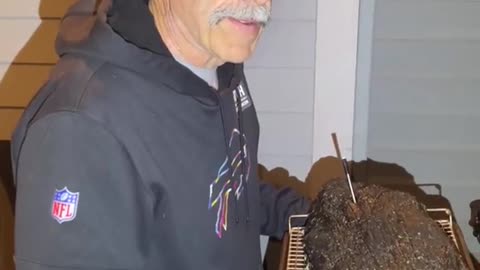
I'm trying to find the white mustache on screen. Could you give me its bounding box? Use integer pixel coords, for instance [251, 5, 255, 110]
[209, 5, 271, 26]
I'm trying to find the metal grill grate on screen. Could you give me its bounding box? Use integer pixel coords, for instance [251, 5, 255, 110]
[286, 224, 307, 269]
[286, 208, 459, 270]
[427, 208, 459, 249]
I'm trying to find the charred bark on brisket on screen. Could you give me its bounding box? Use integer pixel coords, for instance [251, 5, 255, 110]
[304, 179, 468, 270]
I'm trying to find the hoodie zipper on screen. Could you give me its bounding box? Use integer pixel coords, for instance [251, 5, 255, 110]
[215, 87, 241, 224]
[234, 87, 250, 224]
[214, 84, 251, 227]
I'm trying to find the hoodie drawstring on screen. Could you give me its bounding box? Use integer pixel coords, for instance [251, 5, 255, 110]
[217, 90, 241, 224]
[234, 87, 250, 224]
[216, 85, 250, 227]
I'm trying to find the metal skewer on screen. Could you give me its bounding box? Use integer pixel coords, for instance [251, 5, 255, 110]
[341, 157, 357, 204]
[331, 133, 357, 204]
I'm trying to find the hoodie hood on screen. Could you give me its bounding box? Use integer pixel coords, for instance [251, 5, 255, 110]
[55, 0, 240, 103]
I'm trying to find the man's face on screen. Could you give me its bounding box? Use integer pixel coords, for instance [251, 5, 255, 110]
[172, 0, 272, 63]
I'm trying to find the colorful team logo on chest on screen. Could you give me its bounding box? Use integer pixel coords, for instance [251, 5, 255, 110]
[51, 187, 79, 224]
[209, 129, 251, 238]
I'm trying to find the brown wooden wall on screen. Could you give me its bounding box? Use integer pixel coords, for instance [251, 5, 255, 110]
[0, 1, 75, 140]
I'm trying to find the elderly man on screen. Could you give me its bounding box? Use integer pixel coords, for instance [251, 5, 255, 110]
[11, 0, 310, 269]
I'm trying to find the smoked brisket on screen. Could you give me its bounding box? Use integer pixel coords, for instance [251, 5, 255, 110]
[304, 179, 468, 270]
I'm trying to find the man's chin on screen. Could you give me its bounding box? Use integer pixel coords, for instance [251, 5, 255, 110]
[219, 48, 255, 64]
[211, 29, 262, 63]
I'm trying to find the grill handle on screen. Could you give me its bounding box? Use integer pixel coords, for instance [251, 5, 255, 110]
[288, 214, 309, 231]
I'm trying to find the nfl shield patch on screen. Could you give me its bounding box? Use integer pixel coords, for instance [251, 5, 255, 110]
[51, 187, 79, 224]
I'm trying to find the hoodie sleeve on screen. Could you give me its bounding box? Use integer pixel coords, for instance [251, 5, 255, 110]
[14, 112, 151, 270]
[259, 181, 311, 239]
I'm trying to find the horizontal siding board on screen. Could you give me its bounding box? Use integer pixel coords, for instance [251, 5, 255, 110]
[0, 64, 53, 107]
[245, 68, 314, 113]
[372, 40, 480, 77]
[257, 112, 312, 157]
[0, 0, 75, 18]
[368, 113, 480, 147]
[0, 19, 59, 64]
[0, 109, 23, 140]
[245, 21, 316, 68]
[367, 148, 480, 187]
[271, 0, 316, 21]
[370, 75, 480, 116]
[375, 0, 480, 40]
[370, 144, 480, 156]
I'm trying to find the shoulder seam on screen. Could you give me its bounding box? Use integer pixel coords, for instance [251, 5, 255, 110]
[26, 110, 156, 204]
[74, 60, 106, 110]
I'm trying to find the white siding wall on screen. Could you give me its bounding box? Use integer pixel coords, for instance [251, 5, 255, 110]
[245, 0, 317, 258]
[246, 0, 317, 181]
[368, 0, 480, 259]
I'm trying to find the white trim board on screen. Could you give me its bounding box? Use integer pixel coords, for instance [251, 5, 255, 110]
[353, 0, 376, 161]
[312, 0, 361, 161]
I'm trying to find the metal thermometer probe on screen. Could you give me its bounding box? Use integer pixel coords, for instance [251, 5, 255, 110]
[341, 158, 357, 204]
